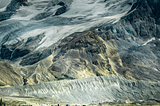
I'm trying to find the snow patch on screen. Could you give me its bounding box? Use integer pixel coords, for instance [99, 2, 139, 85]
[0, 7, 6, 12]
[142, 37, 155, 46]
[1, 0, 133, 49]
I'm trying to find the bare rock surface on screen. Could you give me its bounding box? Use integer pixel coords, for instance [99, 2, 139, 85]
[0, 76, 160, 104]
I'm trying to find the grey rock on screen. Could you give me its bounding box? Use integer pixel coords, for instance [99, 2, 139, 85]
[1, 33, 45, 60]
[57, 1, 65, 6]
[0, 12, 14, 21]
[55, 6, 66, 16]
[0, 0, 28, 22]
[31, 12, 53, 20]
[6, 0, 28, 12]
[0, 76, 160, 104]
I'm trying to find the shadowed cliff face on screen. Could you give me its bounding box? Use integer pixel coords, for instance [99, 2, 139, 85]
[0, 0, 160, 91]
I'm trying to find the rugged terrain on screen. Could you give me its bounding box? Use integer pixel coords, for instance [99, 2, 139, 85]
[0, 0, 160, 105]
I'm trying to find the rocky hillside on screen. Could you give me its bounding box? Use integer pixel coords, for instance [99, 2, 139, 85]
[0, 0, 160, 86]
[0, 0, 160, 105]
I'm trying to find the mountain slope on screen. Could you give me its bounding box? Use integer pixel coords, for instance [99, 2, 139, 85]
[0, 0, 135, 86]
[0, 0, 160, 105]
[1, 76, 160, 105]
[0, 0, 160, 85]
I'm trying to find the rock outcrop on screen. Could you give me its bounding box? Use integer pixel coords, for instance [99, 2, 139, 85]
[0, 0, 28, 21]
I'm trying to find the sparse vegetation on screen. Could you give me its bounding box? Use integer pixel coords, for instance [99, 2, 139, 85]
[101, 103, 160, 106]
[0, 81, 6, 86]
[0, 98, 28, 106]
[0, 98, 5, 106]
